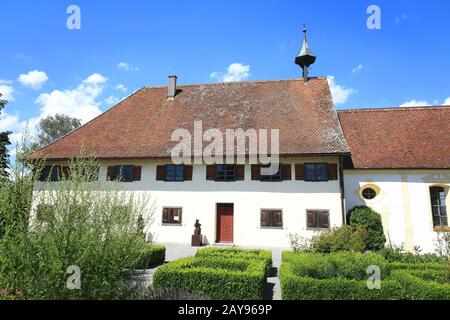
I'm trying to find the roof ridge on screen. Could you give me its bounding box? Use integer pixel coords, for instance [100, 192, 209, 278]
[143, 76, 328, 89]
[338, 105, 450, 113]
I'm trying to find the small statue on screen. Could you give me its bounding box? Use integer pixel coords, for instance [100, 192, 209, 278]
[194, 219, 202, 236]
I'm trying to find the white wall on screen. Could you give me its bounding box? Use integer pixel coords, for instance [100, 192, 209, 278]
[90, 156, 345, 248]
[344, 170, 450, 253]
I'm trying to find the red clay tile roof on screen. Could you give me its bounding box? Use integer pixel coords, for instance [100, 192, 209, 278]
[338, 106, 450, 169]
[32, 77, 349, 160]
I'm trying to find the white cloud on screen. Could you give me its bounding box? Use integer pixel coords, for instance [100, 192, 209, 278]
[18, 70, 48, 89]
[444, 97, 450, 105]
[398, 100, 431, 108]
[34, 73, 107, 124]
[0, 80, 15, 101]
[352, 64, 364, 74]
[395, 14, 408, 24]
[115, 84, 128, 92]
[327, 76, 356, 105]
[210, 63, 251, 82]
[0, 111, 20, 133]
[83, 73, 107, 85]
[117, 62, 139, 71]
[105, 95, 119, 105]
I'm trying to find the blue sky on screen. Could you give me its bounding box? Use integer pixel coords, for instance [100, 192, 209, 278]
[1, 0, 450, 147]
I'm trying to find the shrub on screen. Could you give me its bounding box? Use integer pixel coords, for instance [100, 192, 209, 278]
[195, 247, 272, 276]
[153, 256, 267, 300]
[282, 251, 388, 280]
[379, 245, 448, 264]
[347, 206, 386, 251]
[135, 244, 166, 269]
[310, 225, 369, 253]
[280, 260, 402, 300]
[280, 251, 450, 300]
[0, 150, 155, 300]
[392, 269, 450, 300]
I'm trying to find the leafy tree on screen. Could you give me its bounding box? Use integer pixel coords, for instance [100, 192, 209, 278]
[0, 94, 11, 178]
[36, 114, 81, 148]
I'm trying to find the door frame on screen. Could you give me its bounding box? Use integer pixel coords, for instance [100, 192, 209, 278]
[215, 203, 234, 244]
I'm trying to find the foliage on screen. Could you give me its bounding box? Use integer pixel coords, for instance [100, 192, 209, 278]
[310, 225, 369, 253]
[135, 244, 166, 269]
[0, 94, 11, 178]
[36, 114, 81, 148]
[347, 206, 386, 251]
[0, 148, 156, 299]
[288, 233, 312, 253]
[379, 243, 447, 264]
[195, 247, 272, 276]
[154, 249, 270, 300]
[280, 251, 449, 300]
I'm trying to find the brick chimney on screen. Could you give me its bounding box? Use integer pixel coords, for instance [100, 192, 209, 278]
[167, 75, 177, 100]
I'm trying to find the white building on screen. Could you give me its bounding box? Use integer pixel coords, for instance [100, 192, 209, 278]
[32, 33, 449, 252]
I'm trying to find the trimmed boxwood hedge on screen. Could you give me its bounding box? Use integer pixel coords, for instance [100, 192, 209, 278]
[135, 244, 166, 269]
[280, 251, 450, 300]
[195, 247, 272, 276]
[153, 254, 268, 300]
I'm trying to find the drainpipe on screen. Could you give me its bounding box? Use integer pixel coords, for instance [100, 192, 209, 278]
[339, 156, 347, 225]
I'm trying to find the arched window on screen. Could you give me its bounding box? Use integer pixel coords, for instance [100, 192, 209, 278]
[430, 187, 448, 227]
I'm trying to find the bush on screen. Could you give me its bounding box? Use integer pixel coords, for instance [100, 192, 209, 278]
[195, 247, 272, 276]
[282, 251, 388, 280]
[280, 251, 450, 300]
[153, 256, 267, 300]
[347, 206, 386, 251]
[280, 260, 402, 300]
[0, 151, 155, 300]
[135, 244, 166, 269]
[379, 245, 448, 264]
[310, 225, 369, 253]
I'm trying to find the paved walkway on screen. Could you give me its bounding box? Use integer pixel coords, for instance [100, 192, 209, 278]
[134, 244, 285, 300]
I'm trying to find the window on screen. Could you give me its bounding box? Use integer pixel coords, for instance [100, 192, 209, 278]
[260, 209, 283, 228]
[430, 187, 448, 227]
[162, 208, 182, 225]
[306, 210, 330, 229]
[362, 188, 377, 200]
[305, 163, 328, 182]
[39, 166, 61, 182]
[108, 165, 141, 182]
[115, 165, 134, 182]
[165, 164, 185, 182]
[260, 164, 282, 182]
[215, 164, 236, 182]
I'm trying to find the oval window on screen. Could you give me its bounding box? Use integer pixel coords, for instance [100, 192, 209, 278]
[362, 187, 377, 200]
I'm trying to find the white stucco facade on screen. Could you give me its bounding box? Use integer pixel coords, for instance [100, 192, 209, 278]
[95, 156, 344, 248]
[344, 170, 450, 253]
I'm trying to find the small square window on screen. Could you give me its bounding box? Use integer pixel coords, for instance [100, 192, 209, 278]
[305, 163, 328, 182]
[162, 208, 182, 225]
[306, 210, 330, 229]
[215, 164, 236, 182]
[115, 165, 134, 182]
[165, 164, 185, 182]
[261, 209, 283, 228]
[260, 164, 282, 182]
[39, 166, 61, 182]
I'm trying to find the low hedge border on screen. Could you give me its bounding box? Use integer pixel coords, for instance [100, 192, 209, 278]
[153, 256, 267, 300]
[135, 244, 166, 269]
[195, 247, 273, 276]
[280, 262, 403, 300]
[280, 252, 450, 300]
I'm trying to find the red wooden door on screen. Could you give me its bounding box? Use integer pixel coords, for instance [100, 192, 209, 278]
[216, 204, 234, 243]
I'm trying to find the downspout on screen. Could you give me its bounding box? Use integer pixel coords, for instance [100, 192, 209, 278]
[339, 156, 347, 225]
